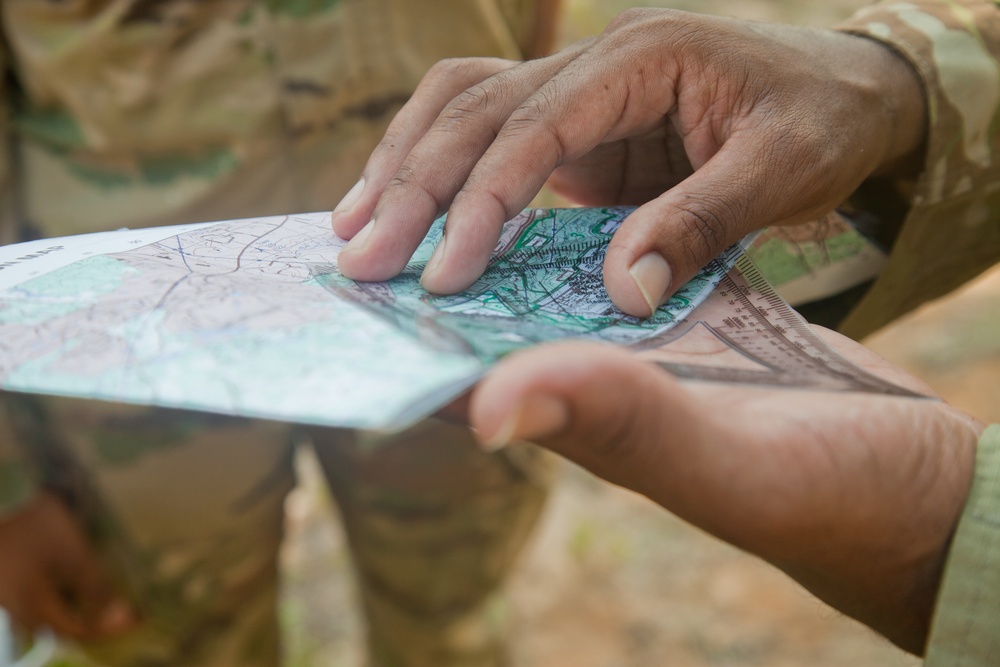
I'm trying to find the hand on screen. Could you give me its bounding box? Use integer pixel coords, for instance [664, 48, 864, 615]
[331, 8, 926, 316]
[0, 493, 137, 640]
[467, 330, 981, 654]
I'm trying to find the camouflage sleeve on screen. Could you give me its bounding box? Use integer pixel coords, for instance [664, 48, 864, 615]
[924, 426, 1000, 666]
[835, 0, 1000, 339]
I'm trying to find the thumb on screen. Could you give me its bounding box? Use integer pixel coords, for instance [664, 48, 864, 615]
[602, 137, 798, 317]
[469, 342, 719, 501]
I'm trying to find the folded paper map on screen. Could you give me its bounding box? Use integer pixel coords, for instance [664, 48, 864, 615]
[0, 208, 744, 429]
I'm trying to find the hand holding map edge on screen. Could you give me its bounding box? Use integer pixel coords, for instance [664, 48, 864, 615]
[466, 331, 984, 655]
[332, 8, 926, 317]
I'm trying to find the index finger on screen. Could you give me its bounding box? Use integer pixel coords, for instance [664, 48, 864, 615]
[336, 42, 594, 283]
[330, 57, 517, 241]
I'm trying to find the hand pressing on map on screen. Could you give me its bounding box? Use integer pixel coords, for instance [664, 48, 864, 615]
[332, 8, 925, 317]
[468, 331, 982, 655]
[0, 493, 138, 640]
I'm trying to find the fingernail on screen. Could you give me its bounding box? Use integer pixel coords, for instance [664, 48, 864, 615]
[98, 599, 138, 634]
[482, 394, 569, 451]
[332, 178, 365, 215]
[628, 252, 671, 316]
[421, 232, 448, 285]
[344, 218, 375, 252]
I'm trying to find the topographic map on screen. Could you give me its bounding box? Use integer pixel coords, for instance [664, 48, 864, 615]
[0, 208, 737, 429]
[324, 207, 735, 362]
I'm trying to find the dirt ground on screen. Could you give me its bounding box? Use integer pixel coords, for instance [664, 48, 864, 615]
[280, 2, 1000, 665]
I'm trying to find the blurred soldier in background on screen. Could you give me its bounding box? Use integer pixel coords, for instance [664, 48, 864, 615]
[0, 2, 560, 666]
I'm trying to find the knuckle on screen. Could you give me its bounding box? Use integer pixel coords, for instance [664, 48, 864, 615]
[434, 67, 521, 135]
[386, 160, 447, 212]
[673, 194, 743, 265]
[425, 57, 472, 82]
[505, 91, 569, 163]
[385, 161, 418, 192]
[454, 179, 516, 222]
[442, 84, 497, 124]
[508, 95, 551, 134]
[424, 56, 514, 89]
[418, 58, 488, 100]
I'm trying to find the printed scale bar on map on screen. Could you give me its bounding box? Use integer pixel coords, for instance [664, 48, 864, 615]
[0, 209, 742, 430]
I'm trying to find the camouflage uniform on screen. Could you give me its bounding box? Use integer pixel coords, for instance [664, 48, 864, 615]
[835, 0, 1000, 340]
[6, 0, 1000, 664]
[0, 2, 559, 666]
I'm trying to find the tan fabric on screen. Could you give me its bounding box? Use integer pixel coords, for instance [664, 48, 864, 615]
[1, 0, 539, 236]
[314, 423, 555, 667]
[837, 0, 1000, 339]
[0, 2, 559, 665]
[926, 426, 1000, 666]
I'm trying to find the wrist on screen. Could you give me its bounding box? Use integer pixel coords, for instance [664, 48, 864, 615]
[853, 34, 928, 177]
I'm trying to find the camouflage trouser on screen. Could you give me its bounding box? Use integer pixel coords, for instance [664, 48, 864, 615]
[5, 396, 556, 667]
